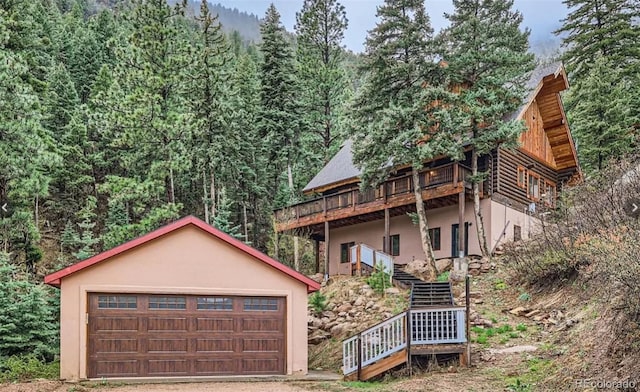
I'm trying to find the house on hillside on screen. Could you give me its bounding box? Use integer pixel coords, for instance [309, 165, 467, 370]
[274, 62, 581, 275]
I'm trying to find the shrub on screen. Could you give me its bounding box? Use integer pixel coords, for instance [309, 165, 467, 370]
[366, 264, 391, 294]
[0, 355, 59, 382]
[436, 271, 449, 282]
[309, 292, 328, 314]
[516, 323, 528, 332]
[0, 254, 58, 362]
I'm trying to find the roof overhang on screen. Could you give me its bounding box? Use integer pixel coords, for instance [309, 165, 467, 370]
[44, 216, 320, 293]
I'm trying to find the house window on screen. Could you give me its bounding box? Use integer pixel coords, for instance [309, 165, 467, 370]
[514, 225, 522, 242]
[197, 297, 233, 311]
[149, 296, 186, 310]
[390, 234, 400, 256]
[97, 295, 137, 309]
[428, 228, 441, 251]
[243, 298, 278, 311]
[517, 166, 526, 189]
[527, 173, 540, 200]
[544, 181, 556, 206]
[340, 242, 355, 263]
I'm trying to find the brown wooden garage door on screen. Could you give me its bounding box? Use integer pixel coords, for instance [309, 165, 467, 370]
[87, 294, 285, 378]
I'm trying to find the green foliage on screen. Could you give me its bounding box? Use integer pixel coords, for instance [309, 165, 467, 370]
[0, 355, 59, 382]
[436, 271, 450, 282]
[518, 292, 531, 302]
[516, 323, 528, 332]
[0, 254, 58, 361]
[366, 265, 391, 295]
[309, 291, 328, 314]
[506, 378, 531, 392]
[494, 279, 508, 290]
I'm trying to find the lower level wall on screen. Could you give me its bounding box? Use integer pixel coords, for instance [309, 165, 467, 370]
[489, 199, 540, 249]
[327, 200, 491, 275]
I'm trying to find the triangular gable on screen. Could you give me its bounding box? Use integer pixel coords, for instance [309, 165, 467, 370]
[44, 216, 320, 293]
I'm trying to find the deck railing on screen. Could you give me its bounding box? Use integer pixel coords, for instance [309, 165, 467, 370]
[350, 244, 394, 277]
[343, 307, 467, 376]
[410, 307, 467, 345]
[274, 162, 473, 223]
[342, 312, 408, 375]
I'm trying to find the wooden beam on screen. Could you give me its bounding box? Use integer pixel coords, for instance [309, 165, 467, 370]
[324, 221, 330, 278]
[314, 239, 320, 273]
[384, 208, 390, 254]
[458, 191, 465, 258]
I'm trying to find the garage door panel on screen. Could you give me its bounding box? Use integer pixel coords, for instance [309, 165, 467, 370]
[148, 359, 188, 376]
[95, 360, 139, 377]
[241, 318, 281, 332]
[94, 338, 138, 354]
[92, 316, 138, 332]
[147, 317, 188, 332]
[195, 358, 237, 374]
[196, 317, 234, 332]
[242, 338, 283, 353]
[196, 338, 234, 353]
[147, 338, 188, 353]
[241, 358, 282, 374]
[88, 294, 285, 378]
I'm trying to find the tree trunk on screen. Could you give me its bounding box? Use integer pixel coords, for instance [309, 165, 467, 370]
[210, 171, 216, 221]
[287, 163, 299, 270]
[203, 169, 209, 224]
[34, 194, 39, 229]
[471, 149, 490, 257]
[411, 166, 437, 280]
[243, 203, 249, 243]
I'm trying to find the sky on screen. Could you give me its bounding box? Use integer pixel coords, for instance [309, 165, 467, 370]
[214, 0, 569, 53]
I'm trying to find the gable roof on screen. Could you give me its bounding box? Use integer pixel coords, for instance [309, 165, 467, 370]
[44, 216, 320, 293]
[303, 62, 577, 193]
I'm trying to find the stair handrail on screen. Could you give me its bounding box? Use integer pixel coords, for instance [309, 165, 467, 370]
[350, 243, 394, 278]
[342, 310, 409, 375]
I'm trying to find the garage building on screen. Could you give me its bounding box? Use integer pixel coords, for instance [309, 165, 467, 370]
[45, 216, 320, 381]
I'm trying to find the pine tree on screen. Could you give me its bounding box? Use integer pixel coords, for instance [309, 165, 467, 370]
[258, 5, 303, 207]
[555, 0, 640, 78]
[440, 0, 535, 257]
[73, 196, 100, 260]
[351, 0, 455, 279]
[567, 55, 637, 172]
[295, 0, 349, 165]
[213, 187, 242, 239]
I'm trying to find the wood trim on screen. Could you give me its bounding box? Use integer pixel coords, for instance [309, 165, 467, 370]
[517, 165, 526, 189]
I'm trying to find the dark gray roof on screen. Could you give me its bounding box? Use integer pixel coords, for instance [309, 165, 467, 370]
[303, 139, 361, 193]
[304, 62, 563, 192]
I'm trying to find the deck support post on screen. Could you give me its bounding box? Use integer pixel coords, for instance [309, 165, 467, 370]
[465, 275, 471, 367]
[357, 333, 362, 381]
[458, 191, 465, 258]
[384, 208, 390, 254]
[324, 221, 330, 280]
[406, 308, 412, 375]
[314, 239, 320, 273]
[356, 244, 361, 276]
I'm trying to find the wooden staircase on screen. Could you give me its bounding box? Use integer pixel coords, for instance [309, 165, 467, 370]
[343, 264, 468, 381]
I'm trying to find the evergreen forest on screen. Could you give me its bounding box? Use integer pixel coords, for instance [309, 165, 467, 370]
[0, 0, 637, 377]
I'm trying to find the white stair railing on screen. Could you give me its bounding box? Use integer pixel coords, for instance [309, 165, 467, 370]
[410, 307, 467, 344]
[342, 312, 407, 375]
[350, 243, 394, 277]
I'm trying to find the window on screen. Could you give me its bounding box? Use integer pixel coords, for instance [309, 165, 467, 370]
[197, 297, 233, 310]
[244, 298, 278, 311]
[149, 296, 186, 310]
[340, 242, 355, 263]
[517, 166, 526, 189]
[544, 181, 556, 206]
[98, 295, 137, 309]
[390, 234, 400, 256]
[514, 225, 522, 242]
[428, 228, 441, 251]
[527, 173, 540, 200]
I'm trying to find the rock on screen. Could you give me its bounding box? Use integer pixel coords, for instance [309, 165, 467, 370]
[479, 351, 495, 362]
[481, 319, 494, 328]
[473, 299, 484, 305]
[337, 303, 352, 313]
[468, 262, 481, 269]
[385, 287, 400, 295]
[470, 291, 482, 298]
[353, 297, 365, 307]
[489, 262, 497, 269]
[447, 365, 457, 373]
[509, 307, 527, 316]
[524, 309, 541, 318]
[309, 317, 323, 328]
[338, 312, 347, 317]
[322, 310, 336, 319]
[532, 315, 545, 322]
[365, 301, 375, 309]
[436, 258, 453, 272]
[330, 324, 344, 336]
[308, 330, 330, 344]
[480, 263, 491, 271]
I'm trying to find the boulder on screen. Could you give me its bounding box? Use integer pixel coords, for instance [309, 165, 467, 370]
[330, 324, 345, 336]
[385, 287, 400, 295]
[308, 329, 330, 344]
[436, 258, 453, 272]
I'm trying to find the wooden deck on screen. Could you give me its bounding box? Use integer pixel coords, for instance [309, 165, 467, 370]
[275, 163, 471, 233]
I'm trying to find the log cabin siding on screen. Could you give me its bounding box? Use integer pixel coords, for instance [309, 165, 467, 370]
[496, 148, 558, 207]
[519, 99, 557, 168]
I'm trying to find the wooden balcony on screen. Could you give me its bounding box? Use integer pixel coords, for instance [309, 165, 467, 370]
[275, 163, 472, 233]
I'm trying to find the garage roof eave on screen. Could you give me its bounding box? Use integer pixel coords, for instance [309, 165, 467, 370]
[44, 216, 321, 293]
